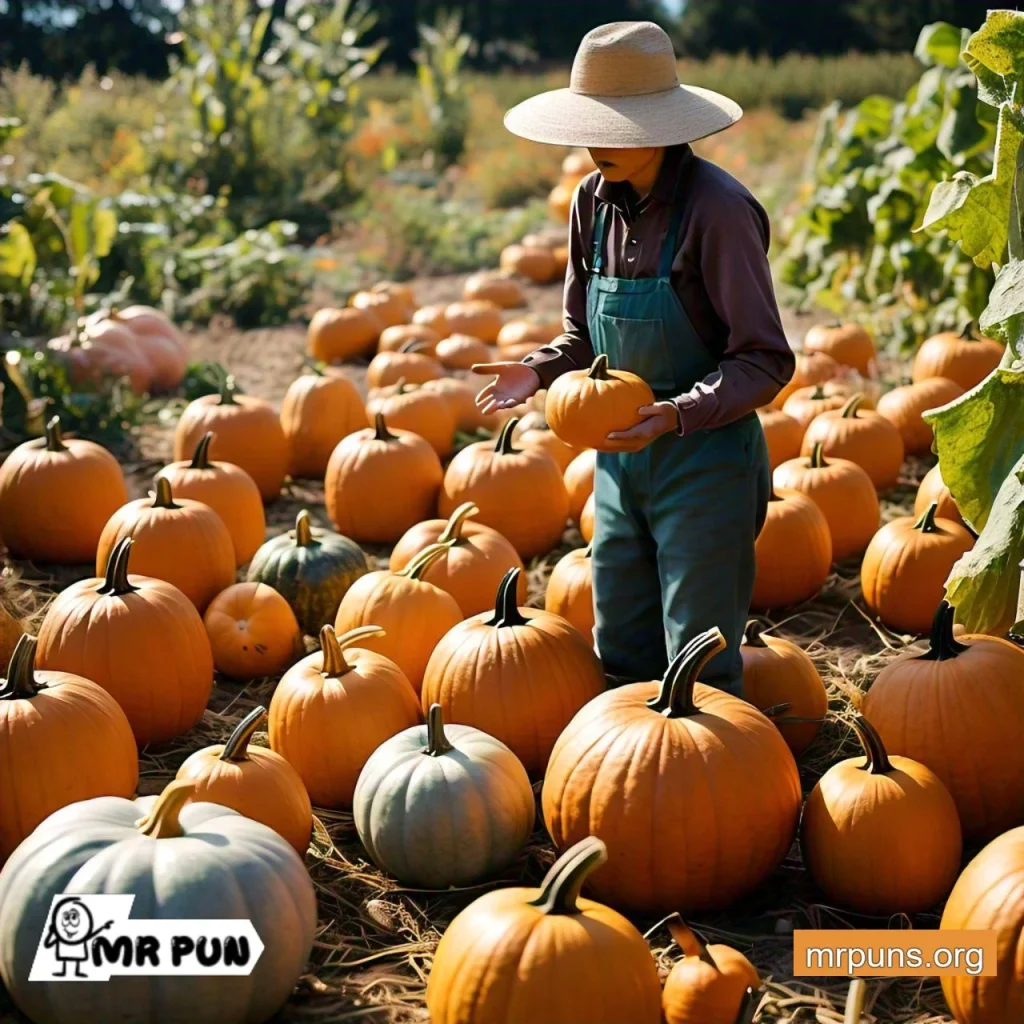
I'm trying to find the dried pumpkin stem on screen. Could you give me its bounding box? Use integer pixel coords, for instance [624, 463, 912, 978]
[840, 394, 865, 419]
[913, 501, 939, 533]
[588, 354, 611, 380]
[220, 374, 239, 405]
[920, 601, 969, 662]
[485, 568, 528, 628]
[851, 715, 893, 775]
[98, 537, 138, 596]
[650, 627, 727, 718]
[810, 442, 828, 469]
[529, 836, 607, 915]
[399, 543, 450, 581]
[666, 913, 718, 968]
[494, 417, 520, 455]
[373, 412, 396, 442]
[190, 432, 215, 470]
[152, 476, 179, 509]
[220, 706, 268, 763]
[742, 619, 768, 648]
[319, 624, 385, 677]
[425, 703, 453, 757]
[0, 634, 40, 701]
[438, 502, 479, 544]
[398, 340, 429, 354]
[45, 416, 67, 453]
[294, 509, 315, 547]
[136, 780, 196, 839]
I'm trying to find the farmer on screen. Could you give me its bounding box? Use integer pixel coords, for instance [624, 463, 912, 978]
[474, 21, 795, 693]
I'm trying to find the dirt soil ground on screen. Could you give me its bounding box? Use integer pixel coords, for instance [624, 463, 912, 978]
[1, 273, 959, 1024]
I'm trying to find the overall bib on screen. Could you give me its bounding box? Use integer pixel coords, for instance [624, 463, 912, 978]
[587, 202, 771, 693]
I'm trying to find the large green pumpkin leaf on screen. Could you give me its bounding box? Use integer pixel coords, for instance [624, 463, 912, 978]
[914, 22, 968, 70]
[980, 257, 1024, 356]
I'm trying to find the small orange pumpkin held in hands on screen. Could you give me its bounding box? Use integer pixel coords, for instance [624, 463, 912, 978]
[801, 393, 905, 492]
[157, 431, 266, 567]
[941, 825, 1024, 1024]
[565, 448, 596, 523]
[756, 407, 804, 471]
[0, 416, 127, 564]
[915, 462, 963, 526]
[545, 354, 655, 452]
[740, 620, 827, 756]
[800, 716, 962, 915]
[912, 321, 1005, 390]
[307, 306, 381, 363]
[876, 377, 964, 455]
[863, 601, 1024, 842]
[751, 488, 832, 610]
[425, 836, 663, 1024]
[771, 350, 841, 409]
[773, 442, 879, 561]
[176, 705, 313, 854]
[269, 625, 421, 809]
[542, 627, 802, 912]
[545, 544, 594, 640]
[0, 634, 138, 862]
[96, 476, 236, 613]
[860, 502, 974, 634]
[661, 914, 760, 1024]
[203, 582, 302, 681]
[802, 321, 876, 377]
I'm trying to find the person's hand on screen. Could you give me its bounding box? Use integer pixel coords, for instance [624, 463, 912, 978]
[471, 362, 542, 415]
[606, 401, 680, 450]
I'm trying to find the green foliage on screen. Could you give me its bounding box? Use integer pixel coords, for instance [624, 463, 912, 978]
[413, 10, 473, 168]
[918, 10, 1024, 635]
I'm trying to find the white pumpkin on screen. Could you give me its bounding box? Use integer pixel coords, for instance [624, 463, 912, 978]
[0, 780, 316, 1024]
[353, 704, 536, 888]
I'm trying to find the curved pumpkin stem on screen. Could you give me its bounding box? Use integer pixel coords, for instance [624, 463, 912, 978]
[152, 476, 180, 510]
[220, 706, 268, 763]
[742, 619, 768, 648]
[319, 624, 385, 677]
[494, 417, 520, 455]
[810, 384, 827, 400]
[588, 354, 611, 380]
[840, 394, 865, 419]
[913, 501, 939, 534]
[0, 634, 40, 701]
[294, 509, 316, 547]
[529, 836, 607, 916]
[851, 715, 893, 775]
[398, 543, 449, 581]
[45, 416, 67, 453]
[438, 502, 480, 544]
[485, 568, 528, 628]
[425, 703, 453, 757]
[959, 321, 978, 341]
[919, 600, 969, 662]
[373, 412, 397, 442]
[398, 339, 430, 354]
[666, 913, 718, 968]
[649, 628, 727, 718]
[583, 542, 593, 558]
[98, 537, 138, 597]
[136, 780, 195, 839]
[220, 374, 240, 406]
[190, 432, 215, 470]
[809, 442, 828, 469]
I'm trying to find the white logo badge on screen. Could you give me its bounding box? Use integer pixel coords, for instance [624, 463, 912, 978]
[29, 895, 264, 981]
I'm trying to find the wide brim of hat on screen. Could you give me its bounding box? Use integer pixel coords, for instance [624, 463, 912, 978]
[504, 84, 742, 148]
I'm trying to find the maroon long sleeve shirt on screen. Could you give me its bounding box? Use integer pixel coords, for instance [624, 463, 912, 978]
[521, 143, 795, 434]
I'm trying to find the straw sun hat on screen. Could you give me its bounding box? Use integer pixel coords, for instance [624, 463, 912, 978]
[504, 21, 742, 149]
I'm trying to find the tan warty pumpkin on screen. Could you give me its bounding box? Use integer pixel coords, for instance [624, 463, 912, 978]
[366, 379, 456, 457]
[500, 244, 560, 284]
[307, 306, 381, 363]
[545, 544, 594, 640]
[445, 299, 504, 343]
[756, 407, 803, 471]
[565, 448, 596, 523]
[87, 307, 186, 391]
[389, 502, 526, 616]
[49, 317, 152, 395]
[876, 376, 964, 455]
[350, 287, 411, 329]
[435, 333, 493, 370]
[463, 270, 526, 309]
[771, 350, 842, 408]
[912, 321, 1004, 390]
[915, 462, 963, 525]
[365, 339, 444, 389]
[803, 322, 876, 377]
[377, 323, 440, 354]
[542, 627, 802, 911]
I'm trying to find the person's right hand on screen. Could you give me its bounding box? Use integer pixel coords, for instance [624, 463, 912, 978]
[471, 362, 542, 415]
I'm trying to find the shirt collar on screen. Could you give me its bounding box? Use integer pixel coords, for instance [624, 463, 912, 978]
[593, 144, 695, 213]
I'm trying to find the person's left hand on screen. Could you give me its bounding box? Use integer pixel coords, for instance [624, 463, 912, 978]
[606, 402, 680, 450]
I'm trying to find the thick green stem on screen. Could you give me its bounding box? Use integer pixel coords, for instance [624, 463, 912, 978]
[840, 394, 865, 419]
[810, 442, 828, 469]
[97, 537, 138, 596]
[919, 601, 969, 662]
[319, 624, 386, 677]
[294, 510, 315, 547]
[494, 417, 520, 455]
[913, 501, 939, 534]
[851, 715, 893, 774]
[0, 634, 40, 701]
[374, 412, 396, 442]
[484, 568, 528, 628]
[588, 354, 611, 380]
[190, 432, 215, 470]
[648, 628, 727, 717]
[136, 780, 195, 839]
[220, 706, 268, 762]
[45, 416, 67, 453]
[398, 543, 449, 580]
[438, 502, 479, 544]
[425, 703, 453, 757]
[152, 476, 179, 509]
[528, 836, 607, 915]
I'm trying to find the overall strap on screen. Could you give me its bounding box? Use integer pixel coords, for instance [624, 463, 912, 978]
[658, 205, 686, 278]
[590, 203, 611, 277]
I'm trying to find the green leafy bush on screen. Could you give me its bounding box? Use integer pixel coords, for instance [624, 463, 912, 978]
[413, 11, 473, 169]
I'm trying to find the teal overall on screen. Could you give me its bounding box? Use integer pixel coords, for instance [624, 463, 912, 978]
[588, 202, 771, 693]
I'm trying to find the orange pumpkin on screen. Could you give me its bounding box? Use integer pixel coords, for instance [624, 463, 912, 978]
[173, 377, 289, 500]
[912, 322, 1004, 390]
[545, 544, 594, 640]
[496, 319, 561, 354]
[444, 300, 504, 343]
[565, 448, 596, 523]
[0, 606, 24, 673]
[36, 537, 215, 746]
[756, 408, 803, 471]
[203, 582, 302, 681]
[861, 503, 974, 634]
[463, 270, 526, 309]
[365, 379, 456, 457]
[0, 634, 138, 862]
[546, 355, 655, 452]
[412, 302, 450, 336]
[0, 416, 127, 564]
[940, 825, 1024, 1023]
[156, 432, 265, 567]
[307, 306, 381, 362]
[438, 418, 570, 559]
[377, 323, 440, 354]
[740, 621, 826, 756]
[325, 413, 443, 545]
[876, 377, 964, 455]
[422, 376, 497, 432]
[801, 715, 961, 915]
[864, 601, 1024, 841]
[803, 322, 876, 377]
[351, 288, 411, 329]
[562, 149, 597, 177]
[499, 244, 559, 284]
[371, 280, 417, 309]
[661, 915, 760, 1024]
[517, 423, 579, 473]
[268, 625, 421, 808]
[580, 491, 595, 543]
[435, 333, 493, 370]
[176, 705, 313, 854]
[773, 443, 879, 561]
[92, 307, 186, 391]
[548, 180, 575, 224]
[751, 488, 832, 610]
[366, 340, 444, 389]
[426, 836, 662, 1024]
[389, 502, 526, 617]
[772, 350, 841, 408]
[915, 462, 963, 525]
[96, 477, 236, 613]
[421, 568, 605, 775]
[781, 381, 870, 432]
[800, 394, 905, 492]
[542, 627, 802, 911]
[280, 366, 369, 480]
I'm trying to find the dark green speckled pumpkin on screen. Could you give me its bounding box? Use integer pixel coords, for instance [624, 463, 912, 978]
[247, 510, 369, 635]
